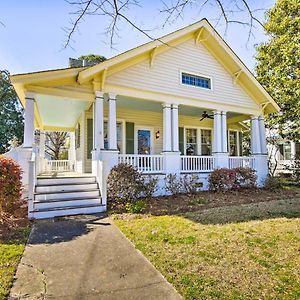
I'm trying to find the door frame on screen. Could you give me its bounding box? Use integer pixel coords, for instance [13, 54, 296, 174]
[134, 126, 154, 154]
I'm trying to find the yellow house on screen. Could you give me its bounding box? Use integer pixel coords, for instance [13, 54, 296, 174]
[9, 19, 280, 219]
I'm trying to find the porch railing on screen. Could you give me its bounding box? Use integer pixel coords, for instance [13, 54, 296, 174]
[118, 154, 164, 174]
[181, 155, 215, 173]
[42, 160, 75, 173]
[229, 156, 255, 169]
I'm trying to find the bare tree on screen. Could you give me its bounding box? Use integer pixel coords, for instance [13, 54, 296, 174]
[63, 0, 266, 48]
[45, 132, 68, 160]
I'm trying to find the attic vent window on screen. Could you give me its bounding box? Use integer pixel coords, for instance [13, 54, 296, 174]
[181, 72, 211, 89]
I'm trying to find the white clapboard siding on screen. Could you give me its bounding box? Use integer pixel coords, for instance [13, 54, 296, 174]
[106, 39, 258, 110]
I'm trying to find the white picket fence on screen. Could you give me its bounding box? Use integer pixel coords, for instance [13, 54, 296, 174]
[118, 154, 164, 174]
[181, 155, 215, 173]
[228, 156, 255, 169]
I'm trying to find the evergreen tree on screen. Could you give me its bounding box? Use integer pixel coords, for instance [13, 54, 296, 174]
[0, 70, 24, 153]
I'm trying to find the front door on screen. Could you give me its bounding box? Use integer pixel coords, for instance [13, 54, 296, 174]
[137, 129, 152, 154]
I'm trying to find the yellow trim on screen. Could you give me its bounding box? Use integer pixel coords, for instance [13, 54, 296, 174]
[149, 46, 158, 67]
[42, 125, 75, 132]
[11, 67, 85, 85]
[25, 85, 94, 101]
[227, 115, 249, 124]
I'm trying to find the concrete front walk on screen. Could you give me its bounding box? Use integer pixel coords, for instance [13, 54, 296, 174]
[10, 215, 181, 300]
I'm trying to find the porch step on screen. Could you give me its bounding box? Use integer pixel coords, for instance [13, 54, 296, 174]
[37, 176, 96, 186]
[31, 204, 106, 219]
[34, 197, 101, 210]
[32, 175, 104, 219]
[35, 190, 100, 201]
[35, 183, 98, 193]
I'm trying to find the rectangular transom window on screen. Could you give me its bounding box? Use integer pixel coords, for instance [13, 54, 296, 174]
[181, 72, 211, 89]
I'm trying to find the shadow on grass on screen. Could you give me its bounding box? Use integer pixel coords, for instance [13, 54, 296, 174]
[29, 213, 109, 245]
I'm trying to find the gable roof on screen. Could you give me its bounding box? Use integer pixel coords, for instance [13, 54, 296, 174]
[11, 18, 280, 114]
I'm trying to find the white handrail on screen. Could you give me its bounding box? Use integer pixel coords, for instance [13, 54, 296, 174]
[181, 155, 215, 173]
[229, 156, 255, 169]
[118, 154, 164, 174]
[28, 151, 36, 218]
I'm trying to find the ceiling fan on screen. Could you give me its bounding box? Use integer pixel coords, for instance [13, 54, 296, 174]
[200, 111, 214, 121]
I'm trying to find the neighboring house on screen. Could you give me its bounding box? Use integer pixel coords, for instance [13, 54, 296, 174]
[8, 19, 280, 219]
[269, 139, 300, 173]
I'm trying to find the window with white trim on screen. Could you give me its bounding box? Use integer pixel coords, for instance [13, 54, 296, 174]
[181, 72, 211, 89]
[185, 128, 197, 155]
[104, 121, 123, 152]
[228, 131, 238, 156]
[201, 129, 212, 155]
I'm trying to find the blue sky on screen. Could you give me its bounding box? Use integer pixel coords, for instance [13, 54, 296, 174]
[0, 0, 275, 74]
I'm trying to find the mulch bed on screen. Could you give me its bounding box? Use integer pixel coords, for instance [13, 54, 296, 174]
[110, 188, 299, 216]
[0, 206, 30, 241]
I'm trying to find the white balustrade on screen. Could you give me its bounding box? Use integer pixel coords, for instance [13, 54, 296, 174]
[41, 160, 75, 174]
[181, 156, 215, 173]
[228, 156, 255, 169]
[118, 154, 164, 174]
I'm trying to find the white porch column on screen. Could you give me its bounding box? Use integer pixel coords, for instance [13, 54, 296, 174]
[291, 141, 296, 159]
[23, 93, 35, 148]
[252, 115, 268, 186]
[212, 110, 228, 168]
[213, 111, 222, 153]
[171, 104, 179, 152]
[221, 111, 228, 153]
[108, 93, 118, 150]
[163, 103, 172, 152]
[251, 115, 261, 155]
[258, 115, 267, 154]
[39, 131, 46, 158]
[69, 132, 76, 161]
[94, 91, 104, 151]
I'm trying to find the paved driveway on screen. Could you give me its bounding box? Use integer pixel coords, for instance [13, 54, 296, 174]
[10, 215, 181, 300]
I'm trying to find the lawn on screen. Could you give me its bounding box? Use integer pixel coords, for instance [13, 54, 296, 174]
[114, 195, 300, 300]
[0, 209, 30, 300]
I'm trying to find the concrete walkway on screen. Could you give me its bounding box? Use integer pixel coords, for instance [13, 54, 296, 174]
[10, 215, 181, 300]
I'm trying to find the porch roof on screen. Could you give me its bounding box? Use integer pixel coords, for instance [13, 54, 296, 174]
[11, 18, 280, 130]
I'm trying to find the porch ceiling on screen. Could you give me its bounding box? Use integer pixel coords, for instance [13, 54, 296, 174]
[36, 95, 89, 130]
[115, 96, 241, 118]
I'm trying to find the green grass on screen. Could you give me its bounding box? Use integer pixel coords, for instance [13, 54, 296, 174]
[114, 198, 300, 300]
[0, 227, 30, 300]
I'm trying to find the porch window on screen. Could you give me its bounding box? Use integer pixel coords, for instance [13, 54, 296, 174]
[228, 131, 238, 156]
[181, 72, 211, 89]
[201, 129, 212, 155]
[185, 128, 197, 155]
[104, 121, 123, 152]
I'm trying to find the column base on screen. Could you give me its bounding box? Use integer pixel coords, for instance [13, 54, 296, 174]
[253, 154, 268, 187]
[163, 152, 181, 174]
[213, 152, 229, 169]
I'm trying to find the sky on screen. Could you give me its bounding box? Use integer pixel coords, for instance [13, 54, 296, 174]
[0, 0, 276, 75]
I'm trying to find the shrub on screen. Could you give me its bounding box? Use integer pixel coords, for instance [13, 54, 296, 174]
[208, 168, 236, 192]
[181, 174, 200, 194]
[208, 167, 257, 192]
[107, 163, 144, 204]
[165, 174, 182, 195]
[0, 156, 22, 214]
[125, 200, 146, 213]
[234, 167, 257, 188]
[143, 175, 159, 199]
[265, 176, 283, 191]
